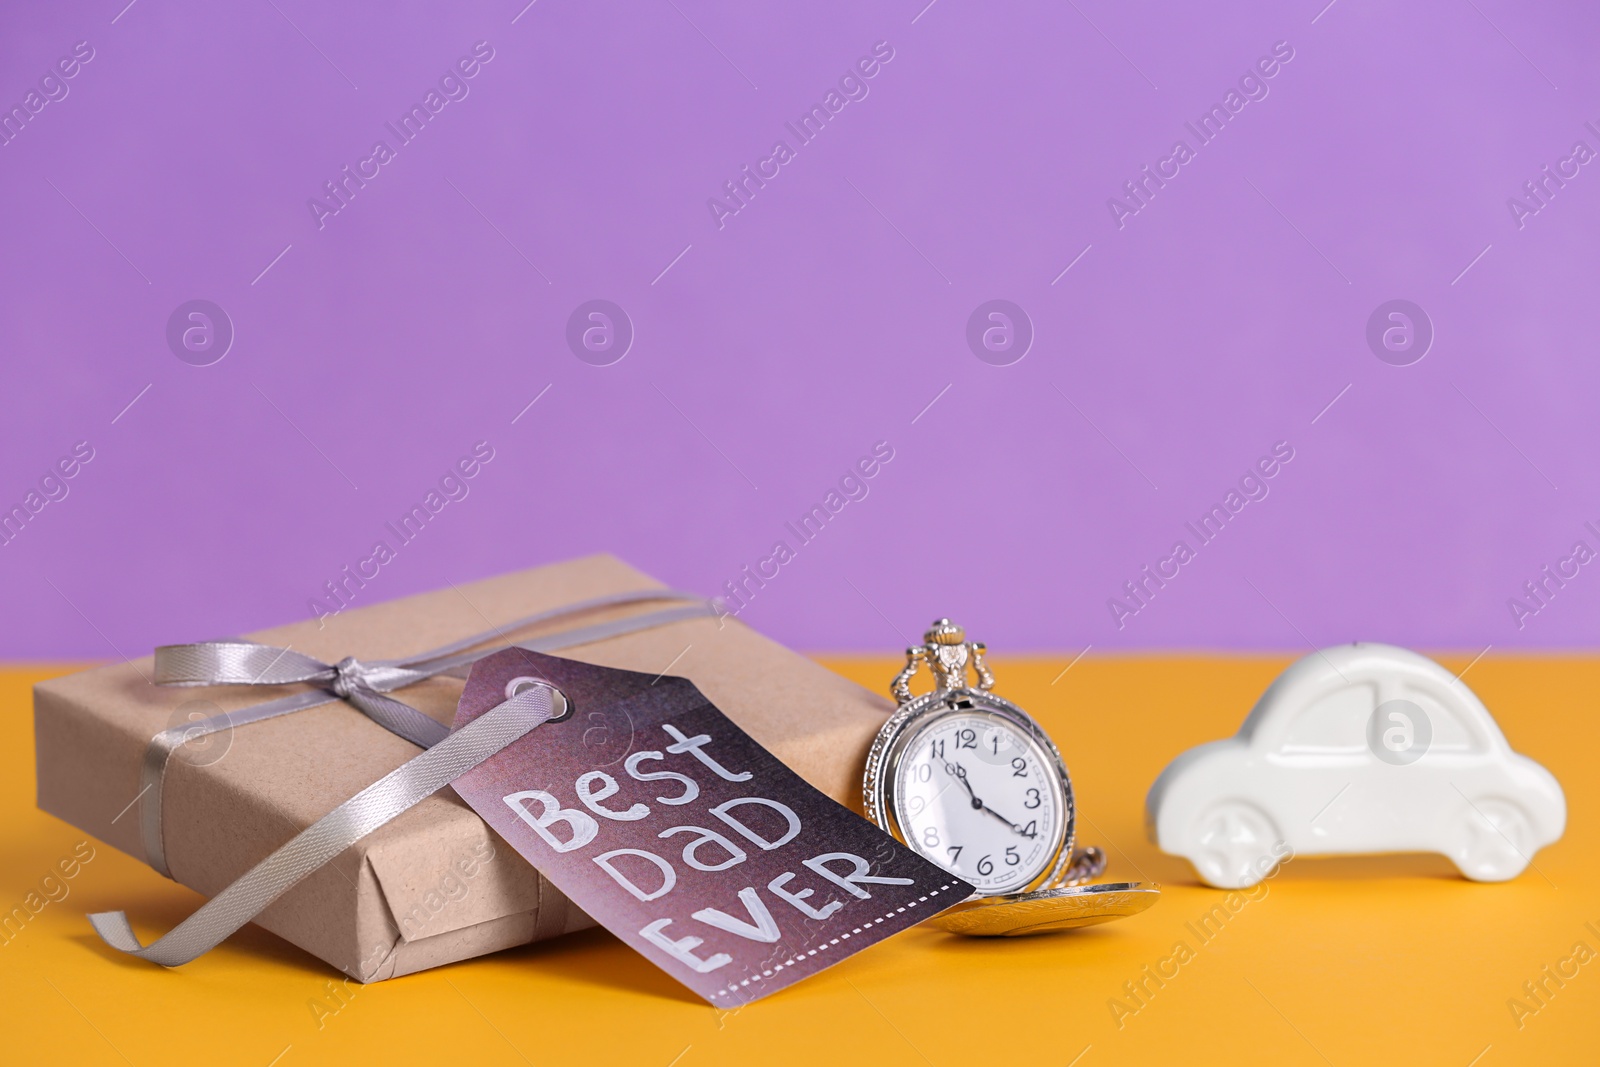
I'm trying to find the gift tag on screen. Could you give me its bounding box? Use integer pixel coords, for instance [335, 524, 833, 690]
[449, 648, 973, 1006]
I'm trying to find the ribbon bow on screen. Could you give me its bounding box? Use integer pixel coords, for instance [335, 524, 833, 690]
[157, 643, 453, 748]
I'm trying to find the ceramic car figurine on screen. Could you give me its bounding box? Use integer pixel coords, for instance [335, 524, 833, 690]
[1147, 642, 1565, 888]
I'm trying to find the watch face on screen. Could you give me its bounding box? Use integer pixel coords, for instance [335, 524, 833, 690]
[889, 704, 1069, 894]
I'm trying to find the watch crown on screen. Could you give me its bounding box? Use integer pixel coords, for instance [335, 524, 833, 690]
[926, 619, 966, 645]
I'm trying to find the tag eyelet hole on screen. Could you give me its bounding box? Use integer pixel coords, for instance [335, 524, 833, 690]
[506, 676, 574, 723]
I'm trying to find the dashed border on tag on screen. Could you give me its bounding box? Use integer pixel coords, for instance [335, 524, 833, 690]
[707, 881, 967, 1003]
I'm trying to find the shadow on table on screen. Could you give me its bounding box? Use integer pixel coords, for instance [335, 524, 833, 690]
[914, 920, 1128, 956]
[480, 927, 703, 1005]
[65, 887, 702, 1003]
[1147, 849, 1471, 887]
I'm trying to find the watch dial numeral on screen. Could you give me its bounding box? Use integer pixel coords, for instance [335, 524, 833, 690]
[892, 710, 1064, 893]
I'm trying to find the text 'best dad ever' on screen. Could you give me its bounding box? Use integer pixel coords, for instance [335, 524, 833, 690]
[500, 720, 916, 976]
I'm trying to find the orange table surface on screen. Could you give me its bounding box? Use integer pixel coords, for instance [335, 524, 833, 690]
[3, 656, 1596, 1066]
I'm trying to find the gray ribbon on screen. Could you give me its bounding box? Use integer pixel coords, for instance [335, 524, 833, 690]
[140, 588, 715, 878]
[156, 643, 449, 748]
[91, 683, 564, 966]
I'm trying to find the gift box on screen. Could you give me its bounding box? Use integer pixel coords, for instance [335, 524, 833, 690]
[33, 554, 895, 980]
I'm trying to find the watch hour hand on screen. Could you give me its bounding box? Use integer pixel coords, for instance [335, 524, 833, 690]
[943, 761, 984, 809]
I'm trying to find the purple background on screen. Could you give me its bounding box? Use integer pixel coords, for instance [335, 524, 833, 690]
[2, 0, 1598, 659]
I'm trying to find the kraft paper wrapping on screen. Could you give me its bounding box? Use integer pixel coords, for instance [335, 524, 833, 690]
[32, 554, 895, 981]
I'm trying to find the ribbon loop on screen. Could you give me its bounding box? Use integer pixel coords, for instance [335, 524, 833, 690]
[154, 641, 334, 688]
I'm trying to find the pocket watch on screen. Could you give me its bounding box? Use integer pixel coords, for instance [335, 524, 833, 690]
[863, 619, 1159, 935]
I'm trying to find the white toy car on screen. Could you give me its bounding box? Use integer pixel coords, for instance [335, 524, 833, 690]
[1147, 642, 1565, 888]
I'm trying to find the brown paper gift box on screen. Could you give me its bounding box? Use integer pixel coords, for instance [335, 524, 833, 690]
[33, 554, 896, 981]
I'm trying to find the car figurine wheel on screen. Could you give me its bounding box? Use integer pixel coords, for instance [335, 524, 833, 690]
[1191, 799, 1280, 890]
[1454, 798, 1533, 881]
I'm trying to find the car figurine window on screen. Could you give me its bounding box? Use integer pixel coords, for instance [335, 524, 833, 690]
[1275, 681, 1375, 757]
[1396, 683, 1484, 755]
